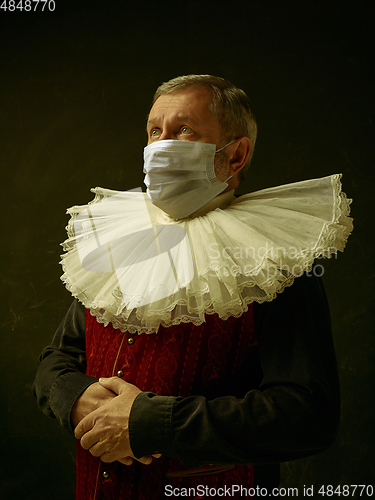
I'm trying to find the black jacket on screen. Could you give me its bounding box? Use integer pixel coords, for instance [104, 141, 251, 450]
[33, 272, 340, 491]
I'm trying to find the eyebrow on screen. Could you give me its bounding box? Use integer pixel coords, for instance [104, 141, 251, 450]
[146, 115, 193, 129]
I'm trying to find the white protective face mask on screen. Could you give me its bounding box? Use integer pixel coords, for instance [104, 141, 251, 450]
[143, 139, 234, 219]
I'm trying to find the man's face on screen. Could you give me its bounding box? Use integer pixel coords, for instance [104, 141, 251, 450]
[146, 87, 230, 182]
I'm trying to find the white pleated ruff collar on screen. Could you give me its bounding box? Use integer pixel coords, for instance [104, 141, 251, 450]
[60, 174, 353, 334]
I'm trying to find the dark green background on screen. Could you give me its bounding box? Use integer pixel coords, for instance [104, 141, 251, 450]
[0, 1, 373, 498]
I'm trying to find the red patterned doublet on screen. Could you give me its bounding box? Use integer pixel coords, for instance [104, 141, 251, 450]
[76, 307, 258, 500]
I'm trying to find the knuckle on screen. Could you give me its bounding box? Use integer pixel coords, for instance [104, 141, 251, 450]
[81, 438, 90, 450]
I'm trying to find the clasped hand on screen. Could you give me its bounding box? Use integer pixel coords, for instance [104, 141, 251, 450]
[74, 377, 160, 466]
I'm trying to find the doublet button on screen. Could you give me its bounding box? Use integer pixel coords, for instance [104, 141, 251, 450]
[117, 370, 124, 378]
[102, 471, 110, 479]
[127, 337, 135, 345]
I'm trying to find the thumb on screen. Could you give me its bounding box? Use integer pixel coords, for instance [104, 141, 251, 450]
[98, 376, 127, 395]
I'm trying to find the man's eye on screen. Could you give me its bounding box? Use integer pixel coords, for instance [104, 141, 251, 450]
[181, 127, 193, 135]
[151, 129, 160, 137]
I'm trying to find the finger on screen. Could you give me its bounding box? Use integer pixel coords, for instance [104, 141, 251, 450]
[135, 455, 152, 465]
[102, 451, 153, 465]
[118, 457, 134, 466]
[74, 413, 95, 440]
[98, 376, 127, 395]
[100, 451, 151, 464]
[81, 432, 102, 452]
[152, 454, 162, 459]
[88, 441, 106, 457]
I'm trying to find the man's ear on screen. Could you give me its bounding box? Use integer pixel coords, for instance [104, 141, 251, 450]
[228, 137, 251, 177]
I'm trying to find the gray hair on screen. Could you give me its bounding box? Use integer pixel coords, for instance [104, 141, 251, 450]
[152, 74, 257, 180]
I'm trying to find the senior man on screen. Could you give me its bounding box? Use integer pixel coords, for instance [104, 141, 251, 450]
[34, 75, 352, 499]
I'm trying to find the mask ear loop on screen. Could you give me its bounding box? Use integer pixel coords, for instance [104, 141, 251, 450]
[215, 140, 236, 184]
[215, 139, 236, 154]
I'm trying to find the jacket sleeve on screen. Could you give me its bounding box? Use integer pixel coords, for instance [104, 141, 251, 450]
[129, 273, 340, 467]
[32, 300, 98, 433]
